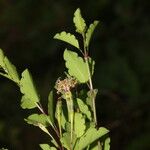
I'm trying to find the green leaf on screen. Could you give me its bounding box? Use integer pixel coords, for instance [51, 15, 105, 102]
[0, 49, 5, 68]
[74, 112, 86, 138]
[74, 127, 109, 150]
[48, 90, 54, 124]
[25, 114, 49, 127]
[85, 21, 99, 48]
[64, 49, 89, 83]
[86, 89, 98, 110]
[73, 8, 86, 34]
[60, 132, 70, 150]
[21, 95, 37, 109]
[104, 137, 110, 150]
[55, 100, 62, 136]
[40, 144, 57, 150]
[89, 57, 95, 76]
[54, 32, 80, 49]
[20, 69, 39, 103]
[4, 57, 20, 83]
[60, 132, 77, 150]
[77, 98, 91, 121]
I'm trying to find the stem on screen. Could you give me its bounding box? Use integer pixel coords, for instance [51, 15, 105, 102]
[82, 33, 97, 125]
[82, 33, 101, 150]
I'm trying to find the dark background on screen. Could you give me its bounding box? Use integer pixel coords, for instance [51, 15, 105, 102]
[0, 0, 150, 150]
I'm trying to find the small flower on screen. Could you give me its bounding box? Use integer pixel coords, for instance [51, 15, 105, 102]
[55, 76, 77, 94]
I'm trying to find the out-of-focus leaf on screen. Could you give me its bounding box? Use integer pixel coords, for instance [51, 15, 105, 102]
[20, 69, 39, 104]
[64, 49, 89, 83]
[54, 32, 79, 49]
[77, 98, 91, 120]
[73, 8, 86, 34]
[85, 21, 99, 48]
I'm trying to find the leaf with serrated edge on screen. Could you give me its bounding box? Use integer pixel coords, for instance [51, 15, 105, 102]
[4, 57, 20, 83]
[64, 49, 89, 83]
[77, 98, 91, 120]
[25, 114, 49, 127]
[48, 90, 54, 124]
[74, 127, 109, 150]
[21, 95, 36, 109]
[20, 69, 39, 103]
[85, 21, 99, 48]
[54, 32, 79, 49]
[74, 112, 86, 137]
[40, 144, 57, 150]
[73, 8, 86, 34]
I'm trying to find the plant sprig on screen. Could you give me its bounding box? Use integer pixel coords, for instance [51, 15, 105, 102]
[0, 8, 110, 150]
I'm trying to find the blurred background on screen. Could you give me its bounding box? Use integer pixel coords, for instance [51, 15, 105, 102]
[0, 0, 150, 150]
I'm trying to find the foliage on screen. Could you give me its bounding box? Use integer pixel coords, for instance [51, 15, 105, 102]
[0, 8, 110, 149]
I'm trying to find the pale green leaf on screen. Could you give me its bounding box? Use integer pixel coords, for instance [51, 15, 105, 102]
[85, 21, 99, 48]
[60, 132, 77, 150]
[54, 32, 79, 49]
[104, 137, 110, 150]
[77, 98, 91, 120]
[40, 144, 57, 150]
[55, 100, 62, 136]
[4, 57, 20, 83]
[74, 112, 86, 137]
[60, 132, 70, 150]
[0, 49, 5, 68]
[74, 127, 109, 150]
[73, 8, 86, 34]
[86, 89, 98, 110]
[64, 49, 89, 83]
[89, 57, 95, 76]
[20, 69, 39, 103]
[48, 90, 54, 124]
[25, 114, 49, 127]
[21, 95, 37, 109]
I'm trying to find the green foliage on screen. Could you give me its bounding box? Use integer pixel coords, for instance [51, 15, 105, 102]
[74, 127, 109, 150]
[0, 8, 110, 150]
[85, 21, 99, 48]
[20, 69, 40, 105]
[74, 112, 86, 137]
[40, 144, 57, 150]
[73, 8, 87, 34]
[77, 98, 92, 120]
[54, 32, 80, 49]
[64, 49, 89, 83]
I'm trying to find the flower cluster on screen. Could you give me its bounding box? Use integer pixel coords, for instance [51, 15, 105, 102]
[55, 77, 77, 94]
